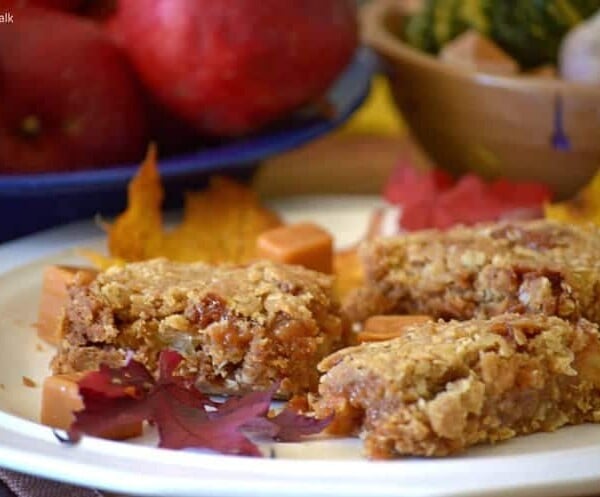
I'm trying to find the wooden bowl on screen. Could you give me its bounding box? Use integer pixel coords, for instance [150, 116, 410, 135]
[362, 0, 600, 199]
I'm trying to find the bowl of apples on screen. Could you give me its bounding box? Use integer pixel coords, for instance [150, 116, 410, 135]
[0, 0, 374, 241]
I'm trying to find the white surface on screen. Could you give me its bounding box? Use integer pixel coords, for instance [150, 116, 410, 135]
[1, 196, 600, 497]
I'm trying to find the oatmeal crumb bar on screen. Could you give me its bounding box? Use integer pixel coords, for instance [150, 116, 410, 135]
[313, 314, 600, 458]
[344, 220, 600, 324]
[51, 258, 347, 398]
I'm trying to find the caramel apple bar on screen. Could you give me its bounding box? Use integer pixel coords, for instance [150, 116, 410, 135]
[50, 258, 347, 398]
[344, 220, 600, 324]
[313, 314, 600, 458]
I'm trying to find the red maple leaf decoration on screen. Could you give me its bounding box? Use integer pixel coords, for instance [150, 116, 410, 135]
[66, 351, 329, 456]
[269, 406, 332, 442]
[383, 164, 552, 231]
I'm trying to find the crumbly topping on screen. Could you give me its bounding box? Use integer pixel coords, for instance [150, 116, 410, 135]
[52, 259, 347, 398]
[314, 314, 600, 458]
[95, 258, 333, 321]
[345, 220, 600, 323]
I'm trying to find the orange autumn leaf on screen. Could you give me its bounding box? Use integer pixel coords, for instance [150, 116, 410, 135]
[332, 207, 385, 300]
[107, 147, 282, 264]
[76, 248, 125, 271]
[107, 144, 163, 261]
[545, 169, 600, 226]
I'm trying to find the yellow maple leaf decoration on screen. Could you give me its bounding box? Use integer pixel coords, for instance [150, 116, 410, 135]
[107, 145, 282, 264]
[545, 169, 600, 225]
[76, 248, 125, 271]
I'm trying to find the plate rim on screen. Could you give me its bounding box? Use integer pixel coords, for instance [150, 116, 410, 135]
[2, 197, 600, 497]
[2, 410, 600, 497]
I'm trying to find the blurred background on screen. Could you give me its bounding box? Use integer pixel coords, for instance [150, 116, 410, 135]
[1, 0, 600, 240]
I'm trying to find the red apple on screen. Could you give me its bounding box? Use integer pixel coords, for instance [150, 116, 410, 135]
[0, 7, 148, 173]
[0, 0, 83, 11]
[109, 0, 358, 137]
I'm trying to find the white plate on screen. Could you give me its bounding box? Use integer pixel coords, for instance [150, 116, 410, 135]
[2, 196, 600, 497]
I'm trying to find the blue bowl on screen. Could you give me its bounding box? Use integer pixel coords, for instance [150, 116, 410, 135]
[0, 48, 376, 242]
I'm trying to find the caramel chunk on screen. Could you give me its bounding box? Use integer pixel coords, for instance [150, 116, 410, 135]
[40, 373, 142, 440]
[357, 315, 433, 343]
[256, 222, 333, 273]
[37, 266, 97, 345]
[439, 30, 519, 76]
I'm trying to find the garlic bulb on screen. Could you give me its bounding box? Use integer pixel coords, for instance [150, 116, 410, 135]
[560, 10, 600, 84]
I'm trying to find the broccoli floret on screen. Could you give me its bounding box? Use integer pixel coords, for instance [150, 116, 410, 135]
[490, 0, 600, 67]
[404, 0, 600, 68]
[405, 0, 491, 53]
[405, 0, 439, 53]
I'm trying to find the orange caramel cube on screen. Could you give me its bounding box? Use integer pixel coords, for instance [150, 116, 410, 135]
[357, 315, 433, 343]
[256, 222, 333, 273]
[41, 373, 143, 440]
[37, 265, 97, 346]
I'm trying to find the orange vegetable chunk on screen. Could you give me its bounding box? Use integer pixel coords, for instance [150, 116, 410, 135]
[357, 315, 433, 343]
[37, 265, 97, 346]
[439, 30, 519, 76]
[526, 65, 557, 79]
[256, 222, 333, 273]
[40, 373, 142, 440]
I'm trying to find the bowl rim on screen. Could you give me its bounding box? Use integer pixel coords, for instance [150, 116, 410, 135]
[361, 0, 600, 95]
